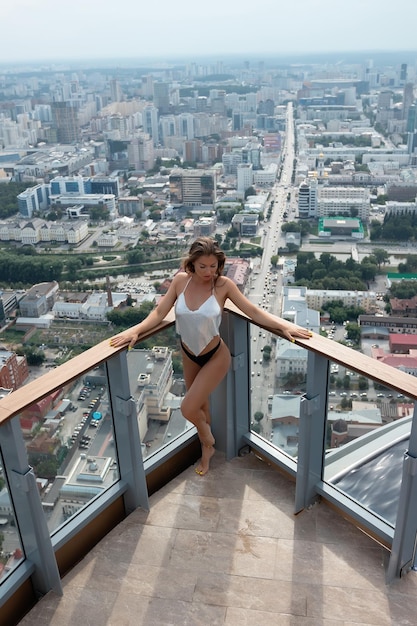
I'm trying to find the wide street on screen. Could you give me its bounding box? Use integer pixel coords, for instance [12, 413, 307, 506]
[246, 103, 296, 422]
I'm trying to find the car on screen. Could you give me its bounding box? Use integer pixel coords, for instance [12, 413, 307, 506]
[377, 393, 385, 398]
[253, 359, 257, 364]
[257, 372, 261, 376]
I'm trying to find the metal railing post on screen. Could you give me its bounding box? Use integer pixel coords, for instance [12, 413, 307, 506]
[106, 352, 149, 513]
[295, 352, 328, 513]
[386, 401, 417, 581]
[0, 417, 62, 597]
[210, 312, 251, 459]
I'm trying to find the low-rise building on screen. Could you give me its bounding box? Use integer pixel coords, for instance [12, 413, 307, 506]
[19, 282, 59, 318]
[231, 213, 258, 236]
[0, 350, 29, 390]
[127, 347, 174, 440]
[306, 288, 376, 313]
[318, 217, 364, 239]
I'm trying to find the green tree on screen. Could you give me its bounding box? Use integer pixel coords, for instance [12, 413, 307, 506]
[358, 377, 369, 390]
[254, 411, 264, 423]
[341, 397, 351, 410]
[345, 323, 361, 344]
[244, 186, 256, 199]
[0, 181, 29, 218]
[66, 258, 83, 281]
[372, 248, 390, 269]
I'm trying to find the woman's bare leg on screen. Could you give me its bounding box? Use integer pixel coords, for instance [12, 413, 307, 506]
[181, 341, 231, 474]
[181, 359, 214, 445]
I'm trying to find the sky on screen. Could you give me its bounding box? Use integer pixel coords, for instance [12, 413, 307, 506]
[2, 0, 417, 65]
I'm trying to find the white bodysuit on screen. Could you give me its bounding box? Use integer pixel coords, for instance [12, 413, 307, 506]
[175, 277, 222, 355]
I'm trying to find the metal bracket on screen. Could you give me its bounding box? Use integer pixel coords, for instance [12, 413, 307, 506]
[115, 396, 135, 417]
[301, 395, 320, 416]
[232, 353, 245, 371]
[11, 467, 33, 493]
[404, 453, 417, 476]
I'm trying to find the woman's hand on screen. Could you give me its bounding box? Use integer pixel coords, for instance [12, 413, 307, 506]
[109, 328, 141, 350]
[279, 324, 313, 343]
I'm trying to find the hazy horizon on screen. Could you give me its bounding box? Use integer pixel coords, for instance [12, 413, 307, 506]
[2, 50, 417, 74]
[2, 0, 417, 66]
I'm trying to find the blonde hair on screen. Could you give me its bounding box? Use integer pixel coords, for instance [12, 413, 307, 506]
[182, 237, 226, 276]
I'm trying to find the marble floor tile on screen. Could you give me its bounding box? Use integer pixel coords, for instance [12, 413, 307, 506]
[20, 453, 417, 626]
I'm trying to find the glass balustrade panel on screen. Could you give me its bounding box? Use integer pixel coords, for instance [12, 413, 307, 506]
[21, 364, 119, 534]
[128, 339, 194, 458]
[324, 363, 413, 527]
[250, 326, 307, 459]
[0, 448, 24, 582]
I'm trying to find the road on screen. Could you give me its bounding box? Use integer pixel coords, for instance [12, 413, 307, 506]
[247, 102, 296, 423]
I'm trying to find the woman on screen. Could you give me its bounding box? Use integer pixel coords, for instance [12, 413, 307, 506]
[110, 237, 312, 475]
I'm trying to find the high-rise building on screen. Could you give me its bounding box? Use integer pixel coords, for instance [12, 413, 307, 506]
[406, 105, 417, 133]
[222, 151, 243, 175]
[178, 113, 195, 140]
[169, 169, 216, 206]
[128, 134, 154, 172]
[298, 180, 369, 220]
[377, 90, 392, 109]
[141, 105, 159, 144]
[237, 163, 253, 194]
[142, 75, 154, 98]
[184, 140, 203, 163]
[263, 133, 281, 153]
[298, 178, 318, 218]
[51, 102, 80, 143]
[110, 79, 123, 103]
[17, 185, 49, 218]
[153, 82, 170, 114]
[403, 83, 415, 121]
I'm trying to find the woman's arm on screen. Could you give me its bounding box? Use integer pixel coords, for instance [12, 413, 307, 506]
[110, 276, 180, 349]
[223, 277, 312, 342]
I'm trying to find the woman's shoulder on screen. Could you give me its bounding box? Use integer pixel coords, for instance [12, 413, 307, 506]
[172, 271, 189, 289]
[215, 275, 233, 294]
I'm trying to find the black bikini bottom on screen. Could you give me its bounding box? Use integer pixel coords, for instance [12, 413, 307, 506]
[180, 340, 221, 367]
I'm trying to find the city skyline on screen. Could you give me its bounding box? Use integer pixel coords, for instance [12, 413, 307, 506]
[2, 0, 417, 65]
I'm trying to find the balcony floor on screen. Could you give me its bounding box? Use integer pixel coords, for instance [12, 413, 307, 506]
[20, 451, 417, 625]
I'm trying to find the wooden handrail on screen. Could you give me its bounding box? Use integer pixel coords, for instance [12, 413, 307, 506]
[0, 305, 416, 426]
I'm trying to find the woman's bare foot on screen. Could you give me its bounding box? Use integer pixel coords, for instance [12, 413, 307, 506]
[195, 445, 215, 476]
